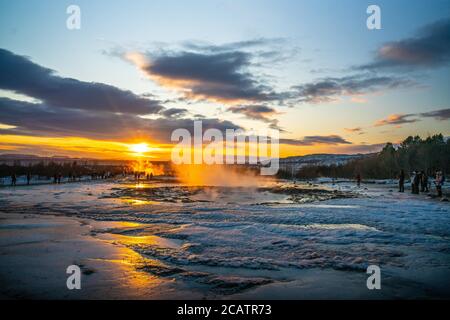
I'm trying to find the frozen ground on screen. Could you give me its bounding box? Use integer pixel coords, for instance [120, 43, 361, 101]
[0, 178, 449, 299]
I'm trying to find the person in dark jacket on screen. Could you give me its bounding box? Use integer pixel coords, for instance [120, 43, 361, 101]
[26, 172, 31, 185]
[11, 173, 16, 186]
[411, 171, 420, 194]
[420, 171, 429, 192]
[398, 169, 405, 192]
[356, 173, 361, 187]
[414, 171, 421, 194]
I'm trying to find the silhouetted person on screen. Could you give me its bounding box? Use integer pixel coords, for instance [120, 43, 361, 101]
[11, 173, 16, 186]
[53, 173, 58, 184]
[412, 171, 421, 194]
[421, 171, 429, 193]
[398, 169, 405, 192]
[26, 172, 31, 185]
[356, 173, 361, 187]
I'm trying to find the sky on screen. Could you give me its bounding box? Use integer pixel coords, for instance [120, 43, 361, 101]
[0, 0, 449, 159]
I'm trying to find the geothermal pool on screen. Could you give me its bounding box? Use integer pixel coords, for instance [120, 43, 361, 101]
[0, 177, 449, 299]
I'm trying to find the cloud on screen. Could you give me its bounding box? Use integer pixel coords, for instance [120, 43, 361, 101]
[374, 114, 418, 127]
[0, 48, 248, 145]
[229, 104, 277, 121]
[344, 127, 366, 135]
[358, 18, 450, 70]
[344, 127, 364, 133]
[280, 135, 351, 146]
[160, 108, 189, 118]
[229, 104, 283, 131]
[0, 48, 163, 115]
[125, 50, 281, 103]
[119, 38, 296, 104]
[182, 38, 286, 53]
[419, 108, 450, 121]
[374, 108, 450, 127]
[333, 143, 385, 154]
[0, 97, 242, 143]
[292, 74, 413, 103]
[291, 19, 450, 105]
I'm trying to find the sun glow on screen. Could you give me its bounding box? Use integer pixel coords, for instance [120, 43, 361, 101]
[130, 143, 150, 155]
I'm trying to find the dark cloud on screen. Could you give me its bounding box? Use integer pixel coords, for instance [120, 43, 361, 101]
[122, 38, 295, 104]
[280, 135, 351, 146]
[358, 18, 450, 70]
[128, 50, 279, 103]
[292, 74, 413, 103]
[0, 97, 242, 143]
[181, 38, 297, 66]
[419, 108, 450, 121]
[160, 108, 189, 118]
[228, 105, 284, 131]
[229, 105, 277, 121]
[0, 48, 163, 115]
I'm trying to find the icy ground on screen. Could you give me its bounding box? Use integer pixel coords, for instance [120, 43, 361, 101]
[0, 178, 449, 299]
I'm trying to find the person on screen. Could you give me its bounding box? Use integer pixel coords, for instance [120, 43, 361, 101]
[356, 173, 361, 187]
[11, 173, 16, 186]
[421, 171, 429, 193]
[26, 172, 31, 185]
[398, 169, 405, 192]
[412, 171, 421, 194]
[411, 171, 416, 194]
[435, 170, 443, 197]
[416, 171, 422, 194]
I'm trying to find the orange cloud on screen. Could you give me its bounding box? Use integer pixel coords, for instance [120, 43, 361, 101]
[374, 114, 418, 127]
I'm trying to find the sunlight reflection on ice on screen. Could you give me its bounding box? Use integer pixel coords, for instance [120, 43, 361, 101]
[300, 223, 378, 231]
[300, 204, 360, 209]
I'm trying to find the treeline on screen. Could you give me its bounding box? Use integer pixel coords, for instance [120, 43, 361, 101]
[283, 134, 450, 180]
[0, 161, 128, 179]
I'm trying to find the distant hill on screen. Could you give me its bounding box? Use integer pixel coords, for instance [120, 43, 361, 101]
[0, 153, 43, 159]
[0, 152, 374, 167]
[279, 153, 374, 172]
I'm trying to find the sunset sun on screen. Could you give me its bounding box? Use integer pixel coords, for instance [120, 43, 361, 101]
[130, 143, 150, 154]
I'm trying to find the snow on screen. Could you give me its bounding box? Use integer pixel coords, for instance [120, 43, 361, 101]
[0, 178, 449, 299]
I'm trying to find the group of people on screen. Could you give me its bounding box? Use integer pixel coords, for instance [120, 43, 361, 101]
[134, 171, 153, 183]
[10, 173, 32, 186]
[398, 169, 445, 197]
[7, 171, 115, 186]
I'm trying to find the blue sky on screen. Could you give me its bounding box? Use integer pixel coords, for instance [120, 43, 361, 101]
[0, 0, 449, 157]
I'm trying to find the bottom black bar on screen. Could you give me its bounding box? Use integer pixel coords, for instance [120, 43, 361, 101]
[0, 300, 447, 319]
